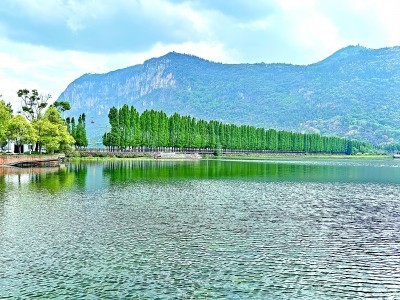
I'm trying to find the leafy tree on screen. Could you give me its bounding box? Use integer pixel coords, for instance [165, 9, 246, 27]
[70, 117, 76, 138]
[53, 101, 71, 113]
[118, 105, 130, 149]
[129, 106, 140, 148]
[6, 115, 37, 154]
[74, 114, 88, 148]
[34, 118, 60, 153]
[35, 106, 75, 153]
[102, 132, 110, 150]
[103, 104, 372, 155]
[107, 107, 120, 150]
[58, 125, 75, 153]
[17, 89, 51, 122]
[67, 113, 88, 149]
[0, 99, 13, 149]
[65, 117, 71, 133]
[43, 105, 64, 124]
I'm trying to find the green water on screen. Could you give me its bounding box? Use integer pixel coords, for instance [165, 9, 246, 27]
[1, 158, 400, 299]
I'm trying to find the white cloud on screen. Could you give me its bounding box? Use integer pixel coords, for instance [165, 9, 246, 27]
[1, 0, 400, 111]
[273, 0, 349, 62]
[350, 0, 400, 46]
[0, 37, 232, 110]
[237, 18, 274, 30]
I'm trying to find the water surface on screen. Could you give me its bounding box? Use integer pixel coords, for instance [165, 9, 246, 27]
[1, 158, 400, 299]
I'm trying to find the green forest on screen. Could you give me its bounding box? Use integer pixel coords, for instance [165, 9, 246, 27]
[102, 105, 371, 154]
[61, 47, 400, 146]
[0, 90, 75, 154]
[0, 90, 91, 154]
[66, 114, 88, 149]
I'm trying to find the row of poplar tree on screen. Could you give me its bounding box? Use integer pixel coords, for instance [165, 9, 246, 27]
[102, 104, 370, 154]
[66, 114, 88, 148]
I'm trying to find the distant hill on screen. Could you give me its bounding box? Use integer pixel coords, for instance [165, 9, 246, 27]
[58, 45, 400, 145]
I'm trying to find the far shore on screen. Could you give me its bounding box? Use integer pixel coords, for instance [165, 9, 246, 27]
[65, 151, 391, 162]
[1, 151, 392, 163]
[206, 153, 391, 160]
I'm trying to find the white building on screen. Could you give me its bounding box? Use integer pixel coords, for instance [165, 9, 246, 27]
[3, 141, 32, 154]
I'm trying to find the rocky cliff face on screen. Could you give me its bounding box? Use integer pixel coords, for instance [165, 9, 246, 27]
[59, 47, 400, 145]
[61, 54, 177, 113]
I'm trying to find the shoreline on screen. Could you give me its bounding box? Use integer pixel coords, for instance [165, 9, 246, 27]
[66, 152, 391, 162]
[206, 153, 391, 160]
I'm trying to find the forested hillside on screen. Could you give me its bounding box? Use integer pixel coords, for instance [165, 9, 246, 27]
[59, 45, 400, 146]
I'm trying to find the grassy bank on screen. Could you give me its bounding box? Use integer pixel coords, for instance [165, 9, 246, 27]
[66, 150, 391, 161]
[66, 151, 200, 162]
[206, 153, 391, 160]
[67, 157, 155, 162]
[67, 151, 153, 159]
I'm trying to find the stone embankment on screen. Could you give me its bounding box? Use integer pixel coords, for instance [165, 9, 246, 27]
[153, 152, 201, 159]
[0, 154, 65, 167]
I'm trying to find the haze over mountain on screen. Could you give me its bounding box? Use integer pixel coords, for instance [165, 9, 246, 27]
[59, 45, 400, 146]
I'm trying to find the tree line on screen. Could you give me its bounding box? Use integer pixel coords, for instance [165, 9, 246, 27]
[102, 104, 371, 154]
[66, 114, 88, 148]
[0, 90, 77, 154]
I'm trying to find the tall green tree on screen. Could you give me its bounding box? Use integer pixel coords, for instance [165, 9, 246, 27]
[102, 132, 110, 150]
[65, 117, 71, 134]
[72, 113, 88, 148]
[0, 99, 13, 148]
[6, 115, 37, 154]
[108, 107, 120, 150]
[17, 89, 51, 122]
[129, 106, 140, 148]
[118, 105, 130, 149]
[102, 104, 371, 155]
[53, 101, 71, 113]
[70, 117, 76, 138]
[34, 118, 60, 153]
[53, 101, 71, 120]
[35, 106, 75, 153]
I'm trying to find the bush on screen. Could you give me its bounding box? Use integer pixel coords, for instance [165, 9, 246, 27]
[96, 152, 108, 158]
[79, 151, 91, 157]
[67, 151, 81, 158]
[214, 143, 222, 156]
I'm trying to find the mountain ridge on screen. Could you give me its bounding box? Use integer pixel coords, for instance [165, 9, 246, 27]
[59, 45, 400, 145]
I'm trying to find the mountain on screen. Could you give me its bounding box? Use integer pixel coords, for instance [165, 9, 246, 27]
[58, 45, 400, 145]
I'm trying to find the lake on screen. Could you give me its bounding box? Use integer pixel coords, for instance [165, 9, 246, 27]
[1, 158, 400, 299]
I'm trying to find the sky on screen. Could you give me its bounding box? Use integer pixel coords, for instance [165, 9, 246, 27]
[1, 0, 400, 108]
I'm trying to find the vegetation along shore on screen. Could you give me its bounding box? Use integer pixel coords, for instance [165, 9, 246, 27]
[0, 92, 392, 162]
[101, 104, 372, 155]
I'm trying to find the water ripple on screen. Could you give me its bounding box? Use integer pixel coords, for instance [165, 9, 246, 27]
[1, 163, 400, 298]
